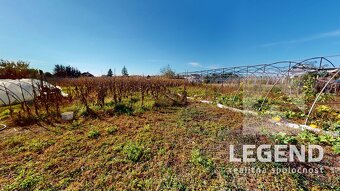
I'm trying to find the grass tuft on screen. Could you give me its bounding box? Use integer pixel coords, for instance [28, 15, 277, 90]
[88, 130, 100, 139]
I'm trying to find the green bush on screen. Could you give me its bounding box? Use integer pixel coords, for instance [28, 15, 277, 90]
[302, 73, 317, 102]
[88, 130, 100, 139]
[123, 142, 149, 162]
[114, 103, 133, 115]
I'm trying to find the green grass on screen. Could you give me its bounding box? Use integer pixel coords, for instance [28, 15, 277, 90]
[123, 142, 150, 162]
[87, 130, 100, 139]
[0, 103, 338, 190]
[190, 148, 215, 174]
[106, 125, 117, 134]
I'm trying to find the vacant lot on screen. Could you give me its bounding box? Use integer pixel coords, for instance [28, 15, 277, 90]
[1, 102, 339, 190]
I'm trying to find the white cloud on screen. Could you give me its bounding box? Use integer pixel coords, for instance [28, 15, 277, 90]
[188, 62, 201, 67]
[318, 29, 340, 38]
[259, 28, 340, 48]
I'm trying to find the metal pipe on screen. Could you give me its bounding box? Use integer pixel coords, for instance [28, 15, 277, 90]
[304, 69, 340, 125]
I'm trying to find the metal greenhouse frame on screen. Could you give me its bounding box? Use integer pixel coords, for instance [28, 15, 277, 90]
[179, 56, 340, 125]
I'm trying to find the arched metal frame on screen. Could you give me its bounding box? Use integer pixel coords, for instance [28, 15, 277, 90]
[179, 56, 340, 125]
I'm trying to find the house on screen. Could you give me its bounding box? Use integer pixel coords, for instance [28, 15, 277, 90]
[81, 72, 94, 77]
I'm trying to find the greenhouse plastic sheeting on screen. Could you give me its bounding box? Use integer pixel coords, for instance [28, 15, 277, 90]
[0, 79, 66, 106]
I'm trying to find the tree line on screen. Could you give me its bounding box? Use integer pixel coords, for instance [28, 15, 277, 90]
[0, 59, 177, 79]
[106, 65, 175, 78]
[0, 60, 39, 79]
[53, 64, 82, 78]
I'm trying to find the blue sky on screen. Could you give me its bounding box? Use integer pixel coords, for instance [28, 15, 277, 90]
[1, 0, 340, 75]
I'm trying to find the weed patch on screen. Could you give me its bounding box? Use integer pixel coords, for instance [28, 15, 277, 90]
[190, 148, 215, 174]
[88, 130, 100, 139]
[123, 142, 151, 162]
[106, 125, 118, 134]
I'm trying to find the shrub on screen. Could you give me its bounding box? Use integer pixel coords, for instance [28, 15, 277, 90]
[114, 103, 133, 115]
[88, 130, 100, 139]
[13, 114, 40, 126]
[302, 73, 317, 102]
[123, 142, 150, 162]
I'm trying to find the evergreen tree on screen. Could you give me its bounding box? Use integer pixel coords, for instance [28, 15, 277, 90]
[107, 68, 113, 77]
[122, 66, 129, 76]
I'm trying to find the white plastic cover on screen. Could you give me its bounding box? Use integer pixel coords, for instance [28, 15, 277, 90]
[0, 79, 67, 106]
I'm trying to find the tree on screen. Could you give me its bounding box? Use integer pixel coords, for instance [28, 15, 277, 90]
[160, 65, 175, 78]
[122, 66, 129, 76]
[0, 59, 39, 79]
[53, 64, 81, 78]
[44, 72, 53, 78]
[107, 69, 113, 77]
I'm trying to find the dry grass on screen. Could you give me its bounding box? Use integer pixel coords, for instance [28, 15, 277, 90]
[0, 103, 339, 190]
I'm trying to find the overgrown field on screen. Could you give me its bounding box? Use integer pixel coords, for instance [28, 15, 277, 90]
[0, 77, 187, 126]
[0, 76, 339, 190]
[1, 103, 339, 190]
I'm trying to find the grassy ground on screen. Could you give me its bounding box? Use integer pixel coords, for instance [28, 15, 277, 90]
[0, 102, 339, 190]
